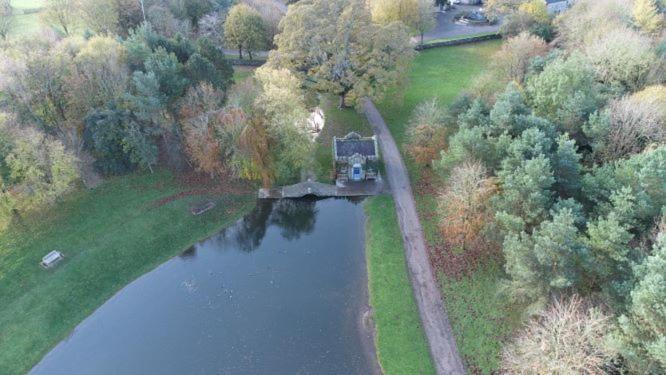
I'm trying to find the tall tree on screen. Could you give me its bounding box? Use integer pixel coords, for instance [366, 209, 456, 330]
[224, 3, 267, 60]
[272, 0, 414, 107]
[618, 229, 666, 373]
[41, 0, 77, 35]
[632, 0, 664, 35]
[77, 0, 120, 35]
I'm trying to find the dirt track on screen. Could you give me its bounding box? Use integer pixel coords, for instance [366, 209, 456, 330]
[362, 99, 466, 375]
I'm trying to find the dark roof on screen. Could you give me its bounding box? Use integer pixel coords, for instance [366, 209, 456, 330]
[335, 132, 376, 157]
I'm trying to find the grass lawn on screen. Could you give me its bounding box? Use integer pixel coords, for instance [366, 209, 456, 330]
[365, 196, 435, 375]
[10, 0, 44, 37]
[0, 171, 255, 375]
[232, 65, 257, 83]
[375, 41, 522, 373]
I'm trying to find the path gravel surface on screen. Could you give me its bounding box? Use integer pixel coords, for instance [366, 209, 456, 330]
[362, 98, 466, 375]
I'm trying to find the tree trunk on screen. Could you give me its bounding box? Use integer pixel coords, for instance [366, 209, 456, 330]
[338, 94, 346, 109]
[238, 46, 243, 60]
[249, 50, 253, 61]
[420, 32, 424, 45]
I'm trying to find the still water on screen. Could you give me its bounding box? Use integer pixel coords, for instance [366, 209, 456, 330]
[31, 198, 376, 375]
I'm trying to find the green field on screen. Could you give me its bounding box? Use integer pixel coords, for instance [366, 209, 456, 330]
[0, 171, 255, 374]
[375, 41, 521, 373]
[10, 0, 43, 37]
[365, 196, 435, 374]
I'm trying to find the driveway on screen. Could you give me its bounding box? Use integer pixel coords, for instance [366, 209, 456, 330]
[421, 4, 500, 42]
[361, 99, 466, 375]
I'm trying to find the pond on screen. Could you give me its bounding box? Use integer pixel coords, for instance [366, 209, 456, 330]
[31, 198, 378, 375]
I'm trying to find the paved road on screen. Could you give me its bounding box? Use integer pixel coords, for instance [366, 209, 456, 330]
[420, 5, 500, 42]
[361, 99, 465, 375]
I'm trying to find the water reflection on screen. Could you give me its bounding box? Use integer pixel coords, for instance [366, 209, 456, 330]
[32, 198, 374, 375]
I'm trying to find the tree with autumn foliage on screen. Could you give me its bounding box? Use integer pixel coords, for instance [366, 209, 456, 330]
[179, 83, 226, 177]
[438, 160, 497, 252]
[406, 99, 448, 166]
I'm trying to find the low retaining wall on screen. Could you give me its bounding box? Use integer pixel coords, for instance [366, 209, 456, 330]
[416, 33, 501, 50]
[228, 58, 266, 66]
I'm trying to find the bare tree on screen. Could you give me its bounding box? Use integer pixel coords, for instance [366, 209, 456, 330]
[502, 296, 616, 374]
[596, 96, 666, 161]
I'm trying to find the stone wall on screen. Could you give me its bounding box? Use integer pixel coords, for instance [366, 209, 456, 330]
[415, 33, 501, 50]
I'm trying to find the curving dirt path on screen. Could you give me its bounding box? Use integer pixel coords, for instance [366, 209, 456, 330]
[361, 99, 466, 375]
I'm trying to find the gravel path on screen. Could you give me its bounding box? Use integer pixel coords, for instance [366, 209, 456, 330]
[361, 99, 465, 375]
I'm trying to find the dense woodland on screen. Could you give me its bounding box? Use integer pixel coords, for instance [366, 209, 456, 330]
[0, 0, 664, 373]
[405, 0, 665, 372]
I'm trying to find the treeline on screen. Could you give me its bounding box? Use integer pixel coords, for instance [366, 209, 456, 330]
[406, 0, 665, 372]
[0, 0, 313, 228]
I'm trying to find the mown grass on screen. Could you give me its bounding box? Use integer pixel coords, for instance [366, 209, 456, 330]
[375, 41, 522, 373]
[9, 0, 44, 37]
[365, 195, 435, 375]
[0, 171, 255, 375]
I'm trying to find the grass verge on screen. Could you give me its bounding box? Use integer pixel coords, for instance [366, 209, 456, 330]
[375, 41, 522, 373]
[0, 171, 255, 375]
[364, 195, 435, 375]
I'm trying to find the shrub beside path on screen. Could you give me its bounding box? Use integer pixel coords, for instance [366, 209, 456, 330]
[361, 98, 465, 375]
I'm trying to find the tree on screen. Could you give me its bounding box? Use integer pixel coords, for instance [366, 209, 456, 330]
[489, 32, 548, 84]
[224, 3, 267, 60]
[584, 27, 657, 92]
[434, 0, 449, 12]
[617, 229, 666, 373]
[585, 95, 666, 162]
[527, 53, 604, 137]
[241, 0, 286, 47]
[77, 0, 119, 35]
[555, 0, 630, 50]
[370, 0, 418, 28]
[67, 36, 130, 123]
[253, 66, 312, 183]
[272, 0, 414, 107]
[170, 0, 213, 29]
[502, 208, 590, 307]
[84, 107, 136, 175]
[633, 0, 664, 35]
[502, 296, 615, 373]
[495, 151, 555, 231]
[517, 0, 548, 23]
[143, 47, 189, 104]
[585, 203, 635, 307]
[179, 83, 226, 177]
[414, 0, 436, 45]
[3, 127, 79, 213]
[41, 0, 77, 35]
[439, 160, 496, 252]
[406, 99, 447, 165]
[0, 0, 14, 40]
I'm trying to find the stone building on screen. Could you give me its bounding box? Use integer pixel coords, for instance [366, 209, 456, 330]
[333, 132, 379, 183]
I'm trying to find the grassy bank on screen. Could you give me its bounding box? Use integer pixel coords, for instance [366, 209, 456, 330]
[365, 196, 435, 374]
[375, 41, 521, 373]
[0, 171, 255, 374]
